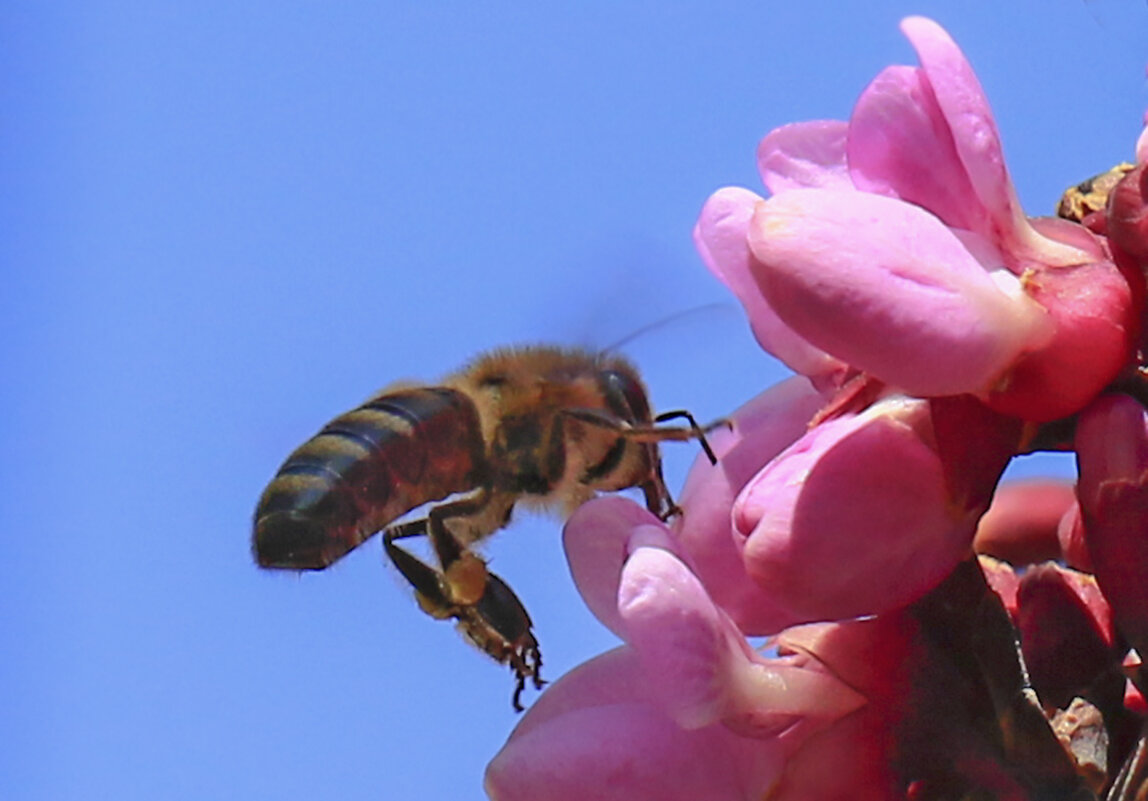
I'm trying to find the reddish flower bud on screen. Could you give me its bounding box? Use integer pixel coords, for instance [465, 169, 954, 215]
[1075, 395, 1148, 655]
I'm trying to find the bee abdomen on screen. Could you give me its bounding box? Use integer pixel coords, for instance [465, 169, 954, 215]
[253, 387, 485, 570]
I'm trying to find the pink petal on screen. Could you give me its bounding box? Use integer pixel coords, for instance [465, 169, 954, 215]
[618, 546, 741, 729]
[928, 394, 1022, 512]
[618, 545, 865, 735]
[1076, 395, 1148, 486]
[674, 378, 827, 635]
[778, 614, 916, 707]
[900, 16, 1086, 267]
[563, 496, 665, 639]
[486, 702, 778, 801]
[505, 646, 649, 743]
[899, 18, 1013, 228]
[756, 120, 852, 193]
[694, 187, 844, 377]
[848, 64, 987, 233]
[746, 188, 1052, 396]
[770, 711, 899, 801]
[734, 398, 978, 621]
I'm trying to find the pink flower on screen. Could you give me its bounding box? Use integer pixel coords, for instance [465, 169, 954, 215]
[491, 508, 1074, 799]
[732, 393, 1019, 622]
[486, 517, 874, 801]
[670, 377, 829, 634]
[486, 17, 1148, 801]
[695, 17, 1138, 422]
[484, 646, 781, 801]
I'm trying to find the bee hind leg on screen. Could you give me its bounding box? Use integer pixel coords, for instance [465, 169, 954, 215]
[383, 501, 545, 711]
[382, 511, 488, 615]
[383, 491, 498, 607]
[383, 528, 455, 620]
[470, 572, 544, 712]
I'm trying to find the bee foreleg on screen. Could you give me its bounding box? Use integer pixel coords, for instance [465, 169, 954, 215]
[561, 407, 683, 520]
[562, 407, 726, 466]
[652, 410, 730, 465]
[640, 479, 682, 523]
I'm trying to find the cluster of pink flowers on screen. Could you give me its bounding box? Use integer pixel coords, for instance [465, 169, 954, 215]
[486, 17, 1148, 800]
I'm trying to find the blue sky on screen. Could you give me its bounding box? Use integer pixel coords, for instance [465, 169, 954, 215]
[4, 2, 1146, 799]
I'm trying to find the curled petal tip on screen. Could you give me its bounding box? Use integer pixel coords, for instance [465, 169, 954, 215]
[756, 120, 851, 194]
[564, 497, 666, 638]
[695, 187, 842, 376]
[618, 546, 733, 729]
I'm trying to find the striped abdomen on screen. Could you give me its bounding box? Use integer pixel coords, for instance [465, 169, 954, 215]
[253, 387, 487, 570]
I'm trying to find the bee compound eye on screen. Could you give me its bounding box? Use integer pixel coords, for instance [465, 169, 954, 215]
[600, 369, 651, 422]
[254, 512, 333, 570]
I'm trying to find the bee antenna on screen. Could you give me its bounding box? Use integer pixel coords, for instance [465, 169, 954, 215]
[600, 302, 733, 355]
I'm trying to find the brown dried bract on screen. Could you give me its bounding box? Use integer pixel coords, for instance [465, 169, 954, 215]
[1058, 163, 1136, 223]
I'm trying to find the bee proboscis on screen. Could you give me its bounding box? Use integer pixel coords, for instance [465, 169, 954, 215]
[253, 346, 720, 709]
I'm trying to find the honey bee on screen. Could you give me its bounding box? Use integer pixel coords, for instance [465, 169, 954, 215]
[253, 346, 719, 709]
